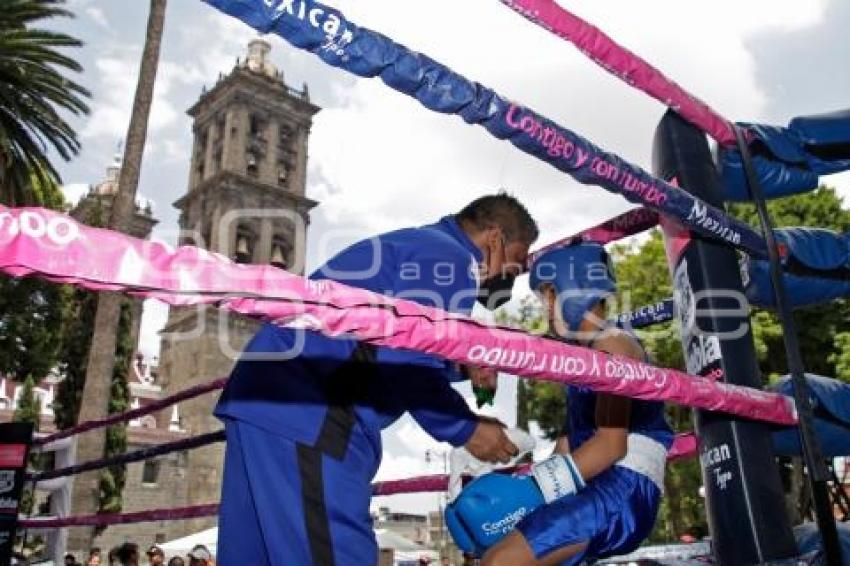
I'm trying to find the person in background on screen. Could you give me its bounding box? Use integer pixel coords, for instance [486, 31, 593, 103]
[86, 548, 102, 566]
[187, 545, 212, 566]
[166, 558, 185, 566]
[64, 553, 78, 566]
[146, 546, 165, 566]
[114, 543, 139, 566]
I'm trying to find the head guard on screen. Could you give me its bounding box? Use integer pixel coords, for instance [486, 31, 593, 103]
[528, 242, 616, 333]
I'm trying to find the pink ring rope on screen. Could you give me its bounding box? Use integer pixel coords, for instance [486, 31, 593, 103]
[33, 377, 228, 447]
[19, 504, 220, 530]
[0, 207, 796, 425]
[498, 0, 739, 146]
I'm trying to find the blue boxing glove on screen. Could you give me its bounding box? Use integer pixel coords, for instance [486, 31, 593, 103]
[445, 454, 585, 555]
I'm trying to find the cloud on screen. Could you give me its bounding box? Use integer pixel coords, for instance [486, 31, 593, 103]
[85, 6, 109, 29]
[173, 7, 354, 110]
[80, 50, 205, 142]
[138, 299, 169, 360]
[303, 0, 838, 272]
[745, 0, 850, 121]
[827, 171, 850, 203]
[60, 183, 89, 207]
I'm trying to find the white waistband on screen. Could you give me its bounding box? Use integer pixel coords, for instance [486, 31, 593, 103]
[615, 433, 667, 492]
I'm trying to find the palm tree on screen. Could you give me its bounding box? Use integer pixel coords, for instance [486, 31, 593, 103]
[0, 0, 89, 206]
[68, 0, 167, 550]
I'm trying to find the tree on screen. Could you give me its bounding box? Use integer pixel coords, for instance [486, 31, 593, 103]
[728, 187, 850, 381]
[13, 375, 41, 426]
[0, 0, 89, 205]
[0, 122, 68, 383]
[0, 275, 65, 380]
[70, 0, 166, 548]
[98, 300, 133, 518]
[55, 265, 134, 521]
[832, 333, 850, 382]
[13, 375, 41, 525]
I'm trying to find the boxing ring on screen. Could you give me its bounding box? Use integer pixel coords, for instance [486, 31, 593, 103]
[1, 0, 850, 563]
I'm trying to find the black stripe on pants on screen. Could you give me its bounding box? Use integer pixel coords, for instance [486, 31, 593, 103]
[297, 443, 335, 566]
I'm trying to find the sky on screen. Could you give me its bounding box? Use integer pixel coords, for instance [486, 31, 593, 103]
[49, 0, 850, 514]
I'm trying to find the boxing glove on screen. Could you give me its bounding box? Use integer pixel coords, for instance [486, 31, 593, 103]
[445, 454, 585, 555]
[447, 428, 536, 501]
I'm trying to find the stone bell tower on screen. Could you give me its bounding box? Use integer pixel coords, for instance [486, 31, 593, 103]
[157, 38, 320, 537]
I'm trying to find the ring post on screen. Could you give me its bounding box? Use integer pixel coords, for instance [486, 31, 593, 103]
[652, 110, 797, 563]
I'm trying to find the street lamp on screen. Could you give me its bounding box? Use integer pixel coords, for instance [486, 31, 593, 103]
[425, 448, 449, 561]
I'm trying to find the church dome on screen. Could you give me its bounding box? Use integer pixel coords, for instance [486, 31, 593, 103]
[93, 153, 122, 196]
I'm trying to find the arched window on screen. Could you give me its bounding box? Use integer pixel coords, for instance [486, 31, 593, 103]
[234, 228, 255, 264]
[271, 239, 289, 270]
[246, 151, 258, 177]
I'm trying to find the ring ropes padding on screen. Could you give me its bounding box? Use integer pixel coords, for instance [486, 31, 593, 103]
[0, 205, 797, 425]
[200, 0, 769, 259]
[496, 0, 739, 146]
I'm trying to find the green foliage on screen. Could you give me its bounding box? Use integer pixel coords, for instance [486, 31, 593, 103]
[13, 375, 40, 519]
[727, 186, 850, 233]
[0, 275, 65, 380]
[0, 0, 90, 206]
[58, 286, 133, 520]
[53, 283, 95, 428]
[832, 333, 850, 382]
[611, 232, 684, 371]
[98, 300, 132, 516]
[53, 203, 108, 429]
[728, 187, 850, 381]
[13, 375, 41, 427]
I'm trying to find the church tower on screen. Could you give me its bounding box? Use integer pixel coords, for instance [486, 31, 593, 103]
[157, 39, 320, 537]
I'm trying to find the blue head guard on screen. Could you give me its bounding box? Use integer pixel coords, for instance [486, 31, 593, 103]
[528, 243, 617, 333]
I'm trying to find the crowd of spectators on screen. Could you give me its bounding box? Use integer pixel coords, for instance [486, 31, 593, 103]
[56, 543, 214, 566]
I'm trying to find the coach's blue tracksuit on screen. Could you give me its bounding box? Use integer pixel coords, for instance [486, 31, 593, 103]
[215, 216, 482, 565]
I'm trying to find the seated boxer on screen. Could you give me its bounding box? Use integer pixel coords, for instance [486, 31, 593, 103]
[446, 243, 674, 565]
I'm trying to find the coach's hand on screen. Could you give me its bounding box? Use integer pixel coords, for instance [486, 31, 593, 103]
[465, 419, 518, 464]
